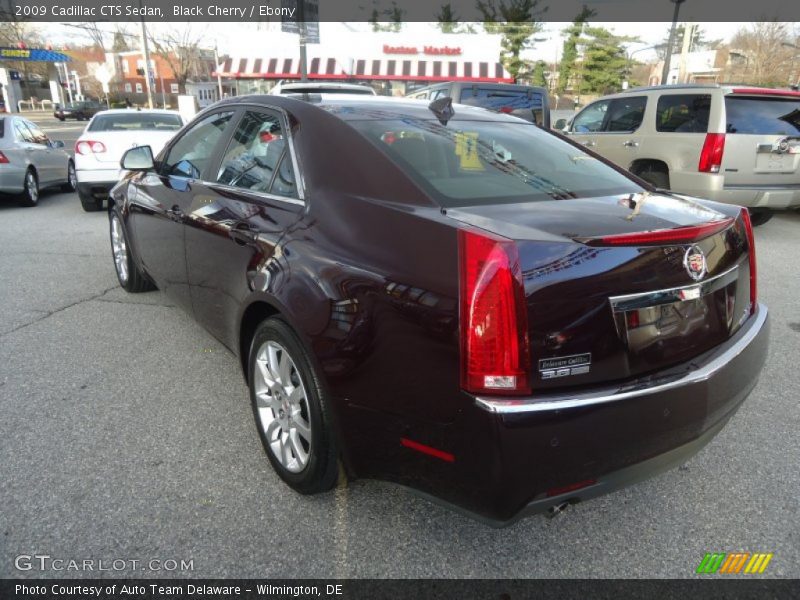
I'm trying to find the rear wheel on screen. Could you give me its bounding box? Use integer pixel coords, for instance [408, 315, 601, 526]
[109, 211, 155, 292]
[635, 164, 670, 190]
[79, 189, 103, 212]
[61, 161, 77, 193]
[249, 318, 339, 494]
[18, 169, 39, 207]
[748, 208, 773, 227]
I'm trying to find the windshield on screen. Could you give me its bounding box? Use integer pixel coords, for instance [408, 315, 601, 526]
[89, 113, 183, 132]
[725, 96, 800, 134]
[350, 119, 641, 207]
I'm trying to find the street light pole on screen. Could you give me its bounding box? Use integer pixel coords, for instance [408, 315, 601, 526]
[138, 0, 154, 109]
[661, 0, 686, 85]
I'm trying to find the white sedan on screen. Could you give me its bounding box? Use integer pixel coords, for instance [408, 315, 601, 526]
[75, 109, 184, 212]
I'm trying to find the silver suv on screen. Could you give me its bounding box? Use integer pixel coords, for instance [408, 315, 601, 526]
[563, 85, 800, 224]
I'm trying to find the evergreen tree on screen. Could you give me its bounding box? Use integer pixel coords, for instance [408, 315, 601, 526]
[576, 27, 637, 95]
[477, 0, 546, 81]
[558, 5, 595, 93]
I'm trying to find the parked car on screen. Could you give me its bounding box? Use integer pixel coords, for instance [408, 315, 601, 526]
[407, 82, 551, 127]
[270, 81, 376, 95]
[562, 85, 800, 225]
[74, 109, 184, 212]
[53, 100, 104, 121]
[109, 95, 767, 525]
[0, 115, 76, 207]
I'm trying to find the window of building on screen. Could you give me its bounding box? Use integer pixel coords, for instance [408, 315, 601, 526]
[171, 83, 179, 94]
[122, 60, 129, 74]
[124, 83, 132, 93]
[135, 83, 143, 93]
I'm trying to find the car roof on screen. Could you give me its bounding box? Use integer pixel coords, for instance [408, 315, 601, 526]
[280, 82, 373, 91]
[213, 93, 531, 123]
[93, 109, 181, 115]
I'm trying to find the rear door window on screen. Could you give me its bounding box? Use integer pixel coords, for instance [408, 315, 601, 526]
[656, 94, 711, 132]
[606, 97, 647, 132]
[724, 96, 800, 134]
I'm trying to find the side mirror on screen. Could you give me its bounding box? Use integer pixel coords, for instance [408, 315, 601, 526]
[121, 145, 155, 171]
[50, 140, 65, 149]
[554, 118, 566, 130]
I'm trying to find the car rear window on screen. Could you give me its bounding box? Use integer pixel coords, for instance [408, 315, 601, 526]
[725, 96, 800, 134]
[459, 87, 545, 123]
[89, 113, 183, 132]
[656, 94, 711, 132]
[350, 119, 640, 207]
[281, 87, 373, 95]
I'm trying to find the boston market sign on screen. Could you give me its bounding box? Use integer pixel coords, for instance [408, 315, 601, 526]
[383, 44, 462, 56]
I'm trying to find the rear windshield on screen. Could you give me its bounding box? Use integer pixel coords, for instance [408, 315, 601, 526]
[281, 87, 373, 95]
[350, 119, 640, 207]
[89, 113, 183, 132]
[725, 96, 800, 134]
[459, 87, 545, 123]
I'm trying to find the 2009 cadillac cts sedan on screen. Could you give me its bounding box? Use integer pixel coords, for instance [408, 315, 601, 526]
[109, 94, 768, 525]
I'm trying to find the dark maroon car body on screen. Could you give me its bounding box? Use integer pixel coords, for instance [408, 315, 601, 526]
[109, 95, 768, 525]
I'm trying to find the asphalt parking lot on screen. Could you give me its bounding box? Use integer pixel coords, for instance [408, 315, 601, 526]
[0, 115, 798, 579]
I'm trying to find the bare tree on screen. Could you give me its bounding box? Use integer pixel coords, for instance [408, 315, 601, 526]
[726, 22, 797, 86]
[147, 25, 207, 94]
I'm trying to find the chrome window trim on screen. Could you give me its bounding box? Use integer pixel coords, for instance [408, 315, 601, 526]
[203, 180, 305, 207]
[474, 303, 767, 415]
[608, 259, 743, 313]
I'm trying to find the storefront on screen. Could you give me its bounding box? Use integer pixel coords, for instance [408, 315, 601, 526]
[214, 32, 512, 96]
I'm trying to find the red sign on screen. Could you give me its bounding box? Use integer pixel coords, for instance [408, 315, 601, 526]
[383, 44, 463, 56]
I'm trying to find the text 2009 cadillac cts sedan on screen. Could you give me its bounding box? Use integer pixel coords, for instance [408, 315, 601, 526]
[109, 94, 768, 525]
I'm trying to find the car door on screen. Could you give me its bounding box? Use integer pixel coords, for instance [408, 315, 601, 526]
[183, 107, 305, 350]
[568, 99, 611, 151]
[593, 96, 647, 169]
[12, 119, 49, 181]
[128, 109, 236, 313]
[23, 119, 64, 185]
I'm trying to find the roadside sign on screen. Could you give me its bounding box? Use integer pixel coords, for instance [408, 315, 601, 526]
[281, 0, 320, 44]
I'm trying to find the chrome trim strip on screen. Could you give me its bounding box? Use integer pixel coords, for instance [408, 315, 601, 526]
[608, 260, 742, 313]
[204, 180, 305, 207]
[474, 303, 767, 415]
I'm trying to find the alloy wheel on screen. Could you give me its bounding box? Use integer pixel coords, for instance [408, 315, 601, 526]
[253, 341, 312, 473]
[110, 214, 129, 284]
[68, 163, 77, 190]
[25, 172, 39, 204]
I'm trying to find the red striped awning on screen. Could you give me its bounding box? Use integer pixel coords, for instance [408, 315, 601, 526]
[213, 57, 513, 83]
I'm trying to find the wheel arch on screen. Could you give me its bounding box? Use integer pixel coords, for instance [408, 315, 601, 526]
[238, 299, 283, 383]
[629, 158, 670, 176]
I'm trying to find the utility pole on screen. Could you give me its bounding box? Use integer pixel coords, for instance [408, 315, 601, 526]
[62, 63, 73, 104]
[138, 0, 154, 108]
[298, 0, 308, 81]
[214, 43, 223, 99]
[661, 0, 686, 86]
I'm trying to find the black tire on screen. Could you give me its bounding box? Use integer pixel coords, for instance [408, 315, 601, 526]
[17, 169, 39, 207]
[79, 189, 103, 212]
[109, 210, 155, 293]
[61, 161, 77, 193]
[635, 165, 670, 190]
[748, 208, 774, 227]
[249, 318, 339, 495]
[57, 117, 65, 122]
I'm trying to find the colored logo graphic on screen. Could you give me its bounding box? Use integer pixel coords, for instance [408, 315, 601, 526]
[696, 552, 774, 574]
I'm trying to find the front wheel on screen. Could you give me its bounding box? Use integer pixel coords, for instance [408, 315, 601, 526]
[109, 211, 155, 292]
[249, 318, 340, 494]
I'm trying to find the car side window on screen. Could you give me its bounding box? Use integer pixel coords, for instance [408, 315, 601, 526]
[430, 89, 450, 100]
[571, 100, 611, 133]
[13, 119, 35, 143]
[161, 111, 234, 179]
[606, 97, 647, 132]
[216, 110, 297, 199]
[656, 94, 712, 133]
[23, 120, 49, 145]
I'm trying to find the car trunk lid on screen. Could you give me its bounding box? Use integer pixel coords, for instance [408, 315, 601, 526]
[84, 131, 177, 164]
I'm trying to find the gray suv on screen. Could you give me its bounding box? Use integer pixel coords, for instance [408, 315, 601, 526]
[563, 85, 800, 224]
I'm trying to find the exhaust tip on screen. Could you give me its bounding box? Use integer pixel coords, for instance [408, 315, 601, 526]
[546, 501, 570, 519]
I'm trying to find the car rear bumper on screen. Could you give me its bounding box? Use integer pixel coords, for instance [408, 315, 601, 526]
[455, 303, 769, 525]
[0, 166, 26, 194]
[76, 168, 121, 184]
[77, 180, 116, 201]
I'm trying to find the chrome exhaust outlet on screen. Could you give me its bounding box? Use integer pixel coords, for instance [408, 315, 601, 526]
[546, 502, 570, 519]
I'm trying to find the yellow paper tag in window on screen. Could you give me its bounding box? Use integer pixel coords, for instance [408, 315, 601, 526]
[455, 132, 483, 171]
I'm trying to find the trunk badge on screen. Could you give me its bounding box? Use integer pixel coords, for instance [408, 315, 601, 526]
[684, 245, 707, 281]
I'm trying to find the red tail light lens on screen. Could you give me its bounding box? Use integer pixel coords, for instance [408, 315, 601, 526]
[498, 106, 514, 114]
[459, 229, 530, 395]
[698, 133, 725, 173]
[587, 218, 734, 247]
[741, 208, 757, 315]
[75, 140, 107, 155]
[0, 151, 9, 164]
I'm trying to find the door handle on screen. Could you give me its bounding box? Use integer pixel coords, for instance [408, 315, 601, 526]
[623, 141, 639, 147]
[581, 140, 596, 147]
[228, 224, 259, 246]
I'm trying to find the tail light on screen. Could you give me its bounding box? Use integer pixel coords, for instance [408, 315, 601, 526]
[459, 228, 530, 395]
[698, 133, 725, 173]
[75, 140, 107, 155]
[498, 106, 514, 114]
[0, 151, 8, 164]
[741, 208, 757, 315]
[585, 217, 734, 247]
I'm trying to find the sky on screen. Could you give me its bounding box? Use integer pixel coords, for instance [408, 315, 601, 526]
[36, 20, 752, 63]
